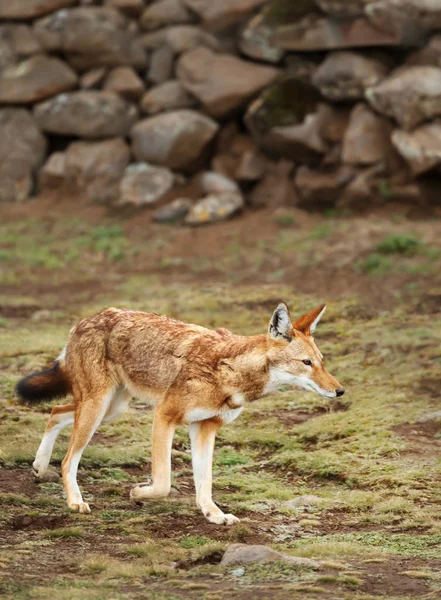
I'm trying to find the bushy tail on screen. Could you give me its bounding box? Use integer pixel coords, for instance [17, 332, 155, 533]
[16, 361, 71, 404]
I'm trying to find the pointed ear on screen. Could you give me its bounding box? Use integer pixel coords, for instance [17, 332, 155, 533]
[293, 304, 326, 336]
[269, 302, 293, 342]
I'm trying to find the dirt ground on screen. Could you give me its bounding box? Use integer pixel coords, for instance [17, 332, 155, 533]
[1, 197, 441, 599]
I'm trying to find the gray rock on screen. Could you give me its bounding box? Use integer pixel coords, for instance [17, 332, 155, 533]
[417, 411, 441, 424]
[0, 108, 46, 202]
[183, 0, 266, 30]
[39, 152, 67, 190]
[80, 67, 108, 90]
[221, 544, 319, 568]
[0, 56, 77, 104]
[177, 47, 278, 118]
[140, 0, 191, 31]
[312, 51, 388, 101]
[103, 66, 144, 101]
[153, 198, 192, 222]
[0, 0, 76, 19]
[240, 13, 284, 63]
[366, 66, 441, 130]
[199, 171, 239, 195]
[65, 138, 130, 202]
[140, 80, 194, 115]
[342, 103, 394, 165]
[164, 25, 218, 54]
[34, 91, 138, 138]
[392, 122, 441, 175]
[366, 0, 441, 31]
[282, 495, 324, 508]
[295, 165, 355, 209]
[148, 43, 174, 84]
[9, 24, 43, 58]
[130, 109, 218, 170]
[119, 162, 175, 206]
[185, 192, 243, 225]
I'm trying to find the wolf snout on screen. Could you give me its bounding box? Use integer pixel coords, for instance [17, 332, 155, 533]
[335, 388, 345, 397]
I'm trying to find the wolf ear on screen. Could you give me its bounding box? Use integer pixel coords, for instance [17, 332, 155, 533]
[269, 303, 293, 342]
[293, 304, 326, 336]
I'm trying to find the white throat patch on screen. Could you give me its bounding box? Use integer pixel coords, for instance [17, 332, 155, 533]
[264, 367, 335, 398]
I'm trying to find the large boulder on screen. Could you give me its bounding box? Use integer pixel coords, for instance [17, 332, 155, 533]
[342, 103, 394, 165]
[273, 15, 424, 52]
[163, 25, 218, 54]
[140, 0, 192, 31]
[366, 66, 441, 130]
[177, 47, 278, 118]
[0, 56, 77, 104]
[182, 0, 266, 30]
[140, 80, 195, 115]
[0, 0, 76, 19]
[0, 108, 46, 202]
[34, 7, 146, 70]
[119, 162, 175, 206]
[392, 122, 441, 175]
[34, 91, 138, 138]
[130, 109, 218, 170]
[65, 138, 130, 202]
[185, 192, 244, 225]
[312, 51, 388, 101]
[366, 0, 441, 31]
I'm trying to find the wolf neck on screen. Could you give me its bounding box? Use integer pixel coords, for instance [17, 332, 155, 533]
[218, 334, 271, 402]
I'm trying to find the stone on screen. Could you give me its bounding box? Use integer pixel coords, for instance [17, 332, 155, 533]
[249, 160, 297, 209]
[342, 103, 394, 165]
[295, 165, 355, 209]
[366, 66, 441, 130]
[366, 0, 441, 31]
[273, 15, 424, 52]
[148, 44, 174, 84]
[140, 80, 194, 115]
[240, 13, 285, 63]
[0, 56, 77, 104]
[34, 91, 138, 138]
[236, 149, 268, 181]
[282, 495, 324, 508]
[103, 0, 144, 17]
[405, 35, 441, 68]
[103, 66, 144, 100]
[185, 192, 244, 225]
[34, 7, 146, 70]
[119, 162, 175, 206]
[80, 67, 108, 89]
[0, 108, 46, 202]
[130, 109, 219, 170]
[65, 138, 130, 202]
[318, 0, 371, 17]
[199, 171, 239, 195]
[164, 25, 218, 54]
[337, 165, 381, 208]
[312, 51, 388, 101]
[39, 152, 67, 190]
[0, 0, 76, 19]
[140, 0, 191, 31]
[392, 122, 441, 175]
[177, 47, 278, 118]
[153, 198, 192, 222]
[140, 29, 167, 50]
[182, 0, 266, 30]
[221, 544, 319, 568]
[0, 27, 17, 70]
[9, 25, 43, 57]
[244, 77, 326, 161]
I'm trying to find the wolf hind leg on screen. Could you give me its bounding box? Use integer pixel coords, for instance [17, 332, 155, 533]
[62, 389, 113, 514]
[32, 404, 75, 479]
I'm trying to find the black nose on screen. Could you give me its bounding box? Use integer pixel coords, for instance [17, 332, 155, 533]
[336, 388, 345, 397]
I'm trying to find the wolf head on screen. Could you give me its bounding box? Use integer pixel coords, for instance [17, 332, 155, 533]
[265, 303, 344, 399]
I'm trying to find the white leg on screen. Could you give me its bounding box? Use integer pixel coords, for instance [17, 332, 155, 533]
[33, 404, 75, 478]
[62, 391, 113, 513]
[130, 406, 175, 500]
[102, 387, 131, 423]
[189, 419, 239, 525]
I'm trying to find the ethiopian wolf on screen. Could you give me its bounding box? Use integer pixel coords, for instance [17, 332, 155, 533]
[16, 302, 344, 525]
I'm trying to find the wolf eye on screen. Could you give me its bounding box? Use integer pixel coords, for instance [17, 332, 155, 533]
[302, 359, 312, 366]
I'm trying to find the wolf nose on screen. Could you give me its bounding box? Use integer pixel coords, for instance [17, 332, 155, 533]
[336, 388, 345, 397]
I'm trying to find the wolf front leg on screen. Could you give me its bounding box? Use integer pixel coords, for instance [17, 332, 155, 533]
[130, 405, 176, 500]
[189, 417, 240, 525]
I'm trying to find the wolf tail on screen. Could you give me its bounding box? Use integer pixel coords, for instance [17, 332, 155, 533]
[16, 361, 72, 404]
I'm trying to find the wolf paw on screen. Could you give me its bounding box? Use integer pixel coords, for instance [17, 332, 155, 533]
[206, 512, 240, 526]
[69, 502, 91, 514]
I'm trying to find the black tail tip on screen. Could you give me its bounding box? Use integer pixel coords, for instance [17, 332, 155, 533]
[16, 361, 70, 404]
